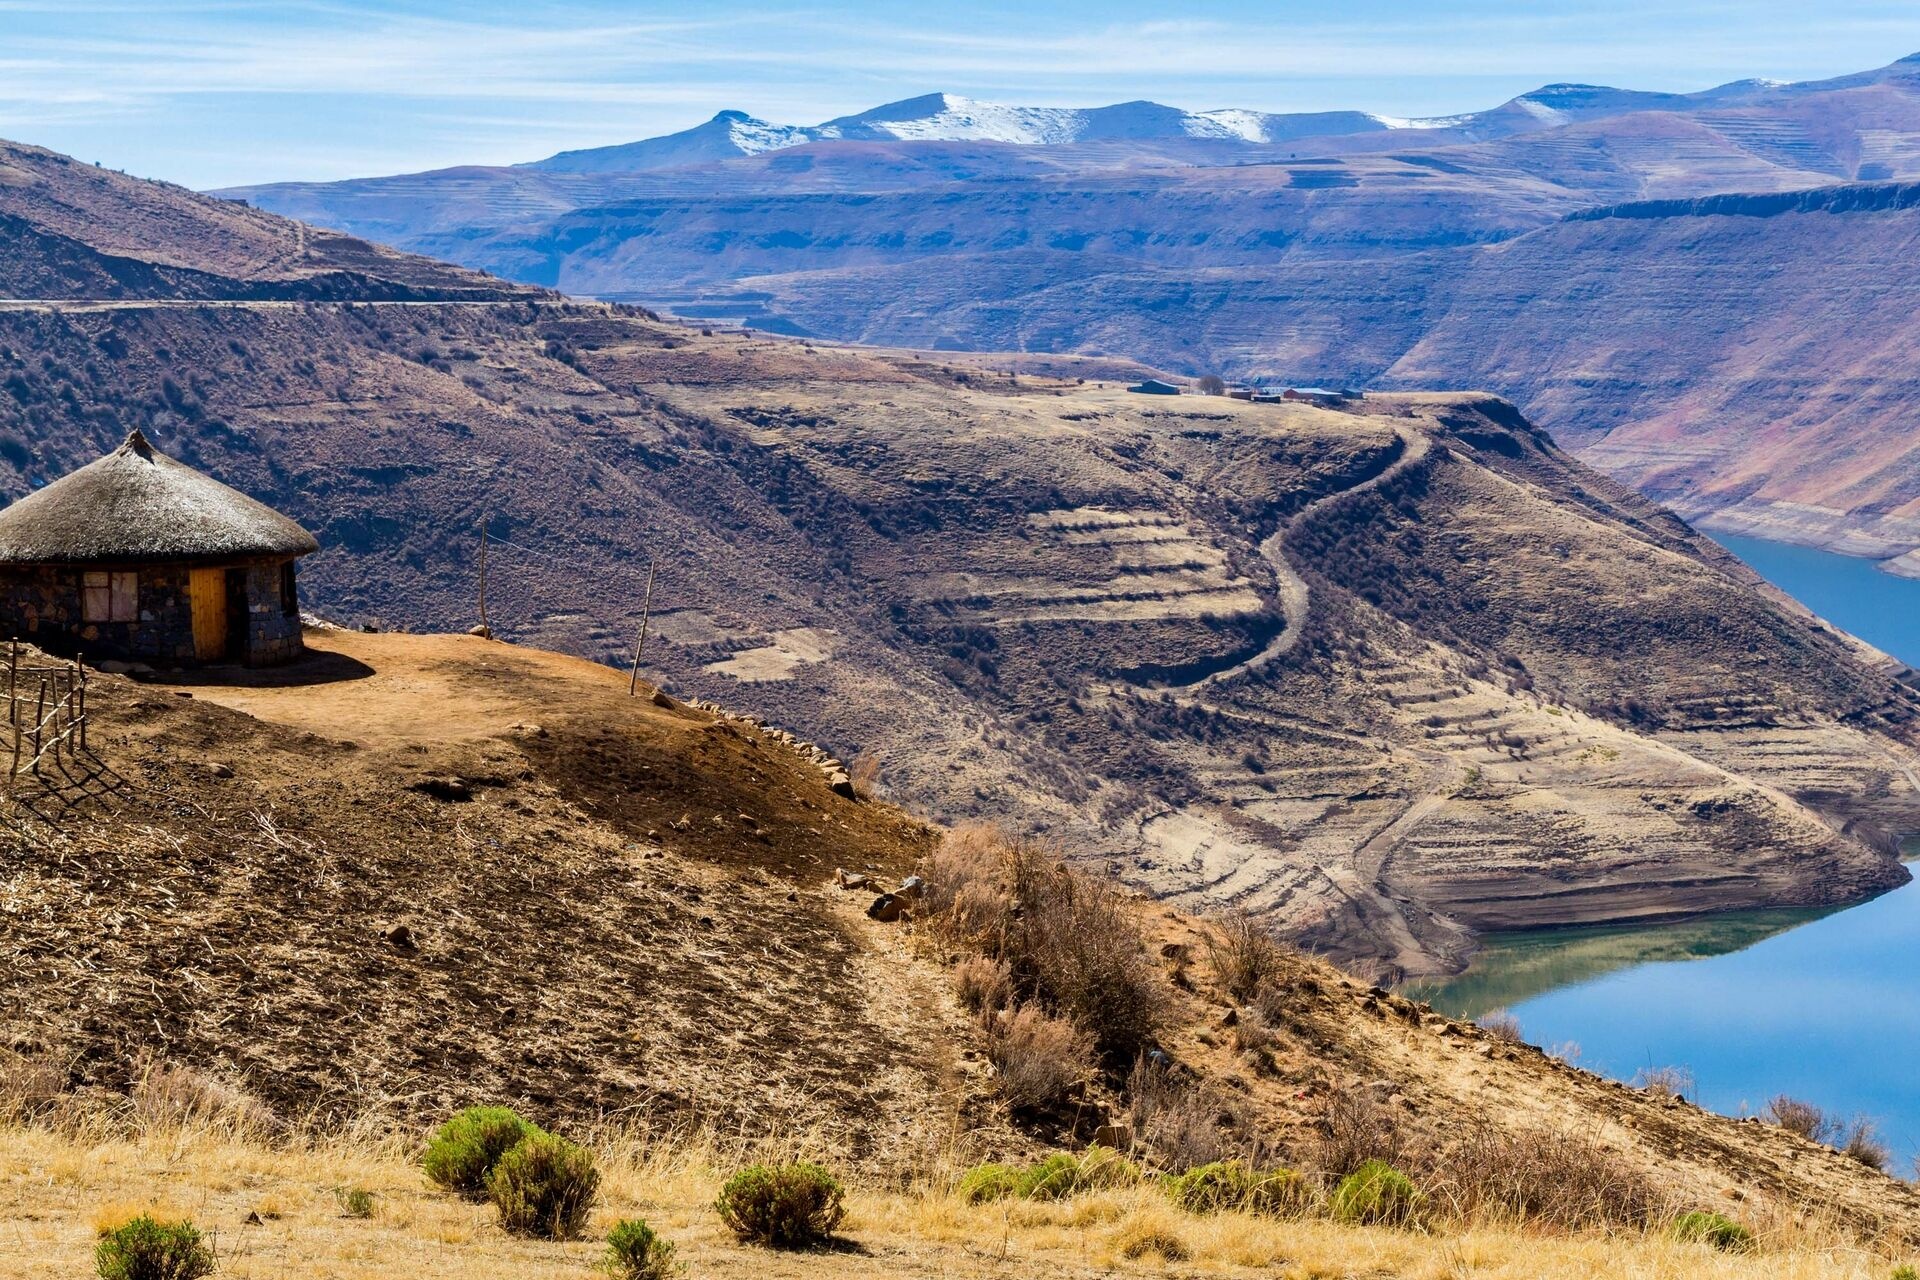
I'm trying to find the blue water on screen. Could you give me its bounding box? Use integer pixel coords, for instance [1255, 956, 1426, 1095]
[1714, 533, 1920, 667]
[1418, 535, 1920, 1169]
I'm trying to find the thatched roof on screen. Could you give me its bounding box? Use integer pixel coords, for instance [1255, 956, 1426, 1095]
[0, 430, 318, 566]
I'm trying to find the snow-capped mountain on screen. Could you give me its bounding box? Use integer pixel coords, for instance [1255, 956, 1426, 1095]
[525, 93, 1433, 173]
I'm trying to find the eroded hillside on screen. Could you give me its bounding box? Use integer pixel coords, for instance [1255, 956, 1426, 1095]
[4, 629, 1918, 1251]
[0, 292, 1915, 978]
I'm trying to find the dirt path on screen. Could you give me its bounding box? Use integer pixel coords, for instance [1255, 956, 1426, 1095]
[1176, 425, 1429, 691]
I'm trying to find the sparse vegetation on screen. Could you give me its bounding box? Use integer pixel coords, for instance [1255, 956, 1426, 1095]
[1329, 1159, 1422, 1227]
[986, 1003, 1092, 1109]
[1632, 1065, 1694, 1100]
[918, 825, 1166, 1069]
[1425, 1123, 1667, 1230]
[603, 1217, 678, 1280]
[1478, 1009, 1523, 1043]
[422, 1106, 541, 1200]
[714, 1161, 845, 1248]
[1672, 1209, 1756, 1252]
[486, 1131, 601, 1241]
[1205, 912, 1287, 1002]
[93, 1213, 215, 1280]
[1165, 1160, 1304, 1216]
[336, 1185, 375, 1219]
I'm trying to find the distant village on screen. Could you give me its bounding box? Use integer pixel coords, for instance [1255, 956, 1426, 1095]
[1126, 377, 1364, 406]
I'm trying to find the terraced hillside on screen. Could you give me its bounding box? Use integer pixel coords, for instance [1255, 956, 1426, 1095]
[5, 288, 1916, 978]
[4, 144, 1919, 977]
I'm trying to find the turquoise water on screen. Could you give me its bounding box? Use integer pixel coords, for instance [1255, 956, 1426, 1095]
[1714, 533, 1920, 667]
[1418, 535, 1920, 1169]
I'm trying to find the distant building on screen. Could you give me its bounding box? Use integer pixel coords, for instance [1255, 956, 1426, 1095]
[0, 430, 318, 666]
[1281, 386, 1349, 405]
[1127, 379, 1182, 396]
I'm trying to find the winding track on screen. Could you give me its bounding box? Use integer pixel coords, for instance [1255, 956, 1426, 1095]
[1174, 422, 1432, 692]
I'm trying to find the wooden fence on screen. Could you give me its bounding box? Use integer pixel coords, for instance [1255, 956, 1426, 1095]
[2, 641, 89, 796]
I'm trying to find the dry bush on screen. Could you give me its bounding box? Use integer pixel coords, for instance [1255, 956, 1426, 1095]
[130, 1056, 280, 1141]
[1205, 912, 1288, 1002]
[1422, 1123, 1669, 1230]
[920, 825, 1165, 1063]
[988, 1004, 1093, 1110]
[848, 750, 882, 800]
[1631, 1065, 1693, 1100]
[1011, 851, 1165, 1061]
[1837, 1117, 1892, 1173]
[1304, 1087, 1409, 1179]
[1764, 1094, 1833, 1142]
[918, 823, 1014, 952]
[1478, 1010, 1523, 1044]
[1126, 1057, 1265, 1170]
[954, 955, 1012, 1019]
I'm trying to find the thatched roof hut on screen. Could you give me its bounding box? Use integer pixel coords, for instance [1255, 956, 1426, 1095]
[0, 431, 317, 666]
[0, 430, 316, 566]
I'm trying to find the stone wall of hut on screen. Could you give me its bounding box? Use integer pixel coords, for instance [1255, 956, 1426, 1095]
[0, 565, 197, 663]
[0, 561, 304, 666]
[236, 562, 303, 665]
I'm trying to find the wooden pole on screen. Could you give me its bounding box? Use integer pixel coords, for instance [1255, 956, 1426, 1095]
[5, 647, 16, 796]
[628, 557, 657, 696]
[30, 677, 44, 772]
[477, 518, 490, 635]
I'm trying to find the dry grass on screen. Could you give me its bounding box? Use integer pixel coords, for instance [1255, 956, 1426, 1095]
[919, 824, 1165, 1063]
[1, 1118, 1911, 1280]
[987, 1004, 1094, 1110]
[1204, 912, 1289, 1003]
[847, 750, 882, 801]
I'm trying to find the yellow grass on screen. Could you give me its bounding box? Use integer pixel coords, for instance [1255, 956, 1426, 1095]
[1, 1120, 1911, 1279]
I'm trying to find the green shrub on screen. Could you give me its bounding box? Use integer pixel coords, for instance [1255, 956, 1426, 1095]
[956, 1162, 1023, 1204]
[1892, 1265, 1918, 1280]
[1671, 1210, 1755, 1253]
[1072, 1145, 1141, 1191]
[1330, 1159, 1422, 1227]
[336, 1186, 375, 1219]
[714, 1162, 845, 1248]
[603, 1217, 678, 1280]
[1165, 1160, 1303, 1215]
[1014, 1152, 1084, 1201]
[487, 1131, 600, 1241]
[423, 1105, 542, 1199]
[94, 1214, 215, 1280]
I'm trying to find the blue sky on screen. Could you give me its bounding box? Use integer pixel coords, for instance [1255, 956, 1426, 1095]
[5, 0, 1920, 189]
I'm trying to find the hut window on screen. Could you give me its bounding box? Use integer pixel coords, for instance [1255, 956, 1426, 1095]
[279, 563, 297, 617]
[82, 571, 138, 623]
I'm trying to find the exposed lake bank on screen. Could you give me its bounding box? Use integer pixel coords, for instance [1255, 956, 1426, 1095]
[1412, 533, 1920, 1168]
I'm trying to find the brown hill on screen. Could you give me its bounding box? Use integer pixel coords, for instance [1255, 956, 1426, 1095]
[0, 289, 1915, 980]
[0, 140, 538, 301]
[4, 627, 1917, 1252]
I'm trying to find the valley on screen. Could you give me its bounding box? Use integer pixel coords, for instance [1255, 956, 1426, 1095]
[218, 56, 1920, 571]
[6, 21, 1920, 1272]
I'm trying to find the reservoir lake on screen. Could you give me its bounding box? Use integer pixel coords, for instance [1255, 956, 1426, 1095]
[1410, 533, 1920, 1169]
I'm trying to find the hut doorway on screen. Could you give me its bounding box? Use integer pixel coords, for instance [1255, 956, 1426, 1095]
[189, 568, 229, 660]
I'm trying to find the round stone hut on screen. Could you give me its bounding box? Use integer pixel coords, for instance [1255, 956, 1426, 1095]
[0, 430, 318, 666]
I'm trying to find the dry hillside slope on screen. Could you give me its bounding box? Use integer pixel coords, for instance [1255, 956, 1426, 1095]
[3, 628, 1918, 1263]
[0, 297, 1916, 980]
[1, 140, 1918, 977]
